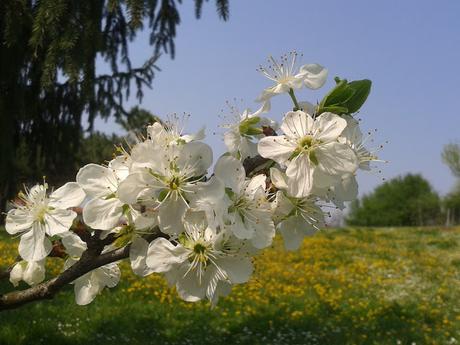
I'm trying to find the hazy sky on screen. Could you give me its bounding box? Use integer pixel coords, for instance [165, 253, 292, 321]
[93, 0, 460, 196]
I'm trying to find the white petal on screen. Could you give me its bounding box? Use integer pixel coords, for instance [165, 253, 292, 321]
[23, 260, 46, 286]
[177, 142, 213, 176]
[258, 136, 296, 165]
[145, 238, 188, 272]
[188, 177, 225, 209]
[334, 174, 359, 202]
[130, 141, 167, 172]
[239, 138, 258, 160]
[61, 232, 87, 257]
[313, 112, 347, 142]
[270, 168, 288, 191]
[77, 164, 118, 198]
[82, 198, 124, 230]
[129, 237, 155, 277]
[94, 263, 121, 288]
[298, 101, 316, 115]
[278, 216, 316, 251]
[147, 122, 164, 140]
[74, 274, 99, 305]
[44, 209, 77, 236]
[280, 111, 312, 138]
[108, 156, 131, 181]
[311, 168, 340, 189]
[18, 224, 52, 261]
[272, 191, 295, 220]
[5, 209, 33, 234]
[227, 213, 253, 240]
[247, 209, 276, 249]
[214, 155, 245, 193]
[158, 196, 187, 235]
[9, 262, 26, 287]
[223, 130, 241, 154]
[218, 257, 253, 284]
[175, 273, 207, 302]
[286, 155, 314, 197]
[117, 171, 157, 205]
[244, 174, 266, 197]
[299, 64, 328, 89]
[251, 100, 271, 116]
[49, 182, 85, 209]
[315, 142, 358, 175]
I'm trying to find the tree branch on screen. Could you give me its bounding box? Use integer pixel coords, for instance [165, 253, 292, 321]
[0, 152, 273, 311]
[0, 229, 162, 311]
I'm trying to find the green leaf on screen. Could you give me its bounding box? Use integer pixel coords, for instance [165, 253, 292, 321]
[320, 105, 349, 114]
[323, 81, 355, 107]
[317, 77, 372, 116]
[344, 79, 372, 113]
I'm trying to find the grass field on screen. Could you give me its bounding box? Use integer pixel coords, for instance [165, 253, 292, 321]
[1, 227, 460, 345]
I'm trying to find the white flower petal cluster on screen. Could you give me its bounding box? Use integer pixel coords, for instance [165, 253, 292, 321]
[222, 101, 275, 160]
[4, 53, 382, 306]
[259, 111, 359, 198]
[5, 182, 85, 261]
[144, 213, 253, 305]
[10, 259, 46, 287]
[62, 233, 121, 305]
[256, 52, 327, 102]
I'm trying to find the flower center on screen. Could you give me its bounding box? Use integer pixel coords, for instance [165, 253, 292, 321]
[168, 176, 181, 190]
[193, 243, 207, 255]
[35, 205, 49, 223]
[299, 135, 314, 150]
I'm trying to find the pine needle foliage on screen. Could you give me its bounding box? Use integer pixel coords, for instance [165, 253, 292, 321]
[0, 0, 229, 208]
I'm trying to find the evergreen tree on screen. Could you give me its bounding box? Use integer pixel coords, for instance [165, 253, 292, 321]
[0, 0, 230, 209]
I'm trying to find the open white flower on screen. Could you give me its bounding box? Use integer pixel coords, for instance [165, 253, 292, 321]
[145, 217, 253, 305]
[270, 168, 325, 250]
[214, 156, 275, 249]
[10, 259, 46, 287]
[147, 115, 205, 148]
[222, 101, 275, 160]
[339, 115, 382, 171]
[5, 182, 85, 261]
[77, 156, 131, 231]
[62, 233, 121, 305]
[256, 52, 328, 101]
[258, 111, 358, 197]
[117, 140, 214, 234]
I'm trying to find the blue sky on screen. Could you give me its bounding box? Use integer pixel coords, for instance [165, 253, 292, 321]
[94, 0, 460, 196]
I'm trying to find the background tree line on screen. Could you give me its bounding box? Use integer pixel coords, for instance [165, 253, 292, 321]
[346, 143, 460, 226]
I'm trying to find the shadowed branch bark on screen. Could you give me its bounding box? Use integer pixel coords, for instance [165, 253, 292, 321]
[0, 229, 162, 311]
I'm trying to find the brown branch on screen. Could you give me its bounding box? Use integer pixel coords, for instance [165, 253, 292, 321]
[0, 229, 162, 311]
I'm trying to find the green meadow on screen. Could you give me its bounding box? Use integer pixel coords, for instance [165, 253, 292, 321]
[1, 227, 460, 345]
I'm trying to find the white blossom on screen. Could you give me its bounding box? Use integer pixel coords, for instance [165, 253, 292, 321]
[222, 101, 275, 160]
[5, 182, 85, 261]
[77, 156, 130, 231]
[145, 214, 253, 305]
[258, 111, 358, 197]
[213, 156, 275, 249]
[117, 140, 214, 234]
[270, 168, 325, 250]
[10, 259, 46, 287]
[256, 52, 327, 102]
[62, 233, 121, 305]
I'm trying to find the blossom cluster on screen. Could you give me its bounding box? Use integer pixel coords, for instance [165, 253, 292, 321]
[4, 52, 381, 306]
